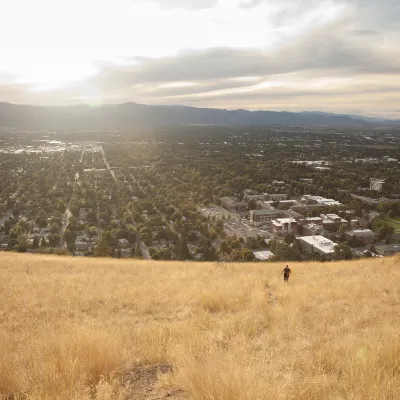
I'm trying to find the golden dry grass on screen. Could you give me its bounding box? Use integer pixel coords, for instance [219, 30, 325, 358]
[0, 253, 399, 399]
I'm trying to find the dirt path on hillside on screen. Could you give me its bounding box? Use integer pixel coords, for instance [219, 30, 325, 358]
[120, 364, 187, 400]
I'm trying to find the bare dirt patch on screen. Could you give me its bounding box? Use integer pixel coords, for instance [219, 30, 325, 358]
[120, 364, 186, 400]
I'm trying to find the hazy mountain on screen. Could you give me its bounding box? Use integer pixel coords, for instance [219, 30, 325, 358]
[0, 102, 396, 130]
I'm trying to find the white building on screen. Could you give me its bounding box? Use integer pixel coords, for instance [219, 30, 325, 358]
[299, 236, 336, 258]
[253, 250, 275, 261]
[370, 179, 385, 192]
[271, 218, 298, 235]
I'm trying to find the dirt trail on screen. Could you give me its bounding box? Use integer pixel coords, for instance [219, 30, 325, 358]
[120, 364, 186, 400]
[265, 283, 277, 305]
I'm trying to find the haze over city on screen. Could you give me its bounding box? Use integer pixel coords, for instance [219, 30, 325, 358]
[0, 0, 399, 117]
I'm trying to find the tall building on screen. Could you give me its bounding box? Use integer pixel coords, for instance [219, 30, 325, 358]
[370, 179, 385, 192]
[271, 218, 298, 236]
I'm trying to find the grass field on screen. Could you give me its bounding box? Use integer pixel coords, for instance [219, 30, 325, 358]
[386, 217, 400, 233]
[375, 217, 400, 234]
[1, 253, 399, 400]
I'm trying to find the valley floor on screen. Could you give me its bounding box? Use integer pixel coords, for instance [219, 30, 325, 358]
[0, 254, 399, 400]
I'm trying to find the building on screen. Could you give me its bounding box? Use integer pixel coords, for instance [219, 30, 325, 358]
[250, 209, 284, 226]
[245, 194, 265, 202]
[292, 195, 344, 212]
[370, 178, 385, 192]
[350, 194, 400, 206]
[345, 229, 378, 245]
[320, 214, 349, 232]
[253, 250, 275, 261]
[75, 240, 90, 251]
[264, 199, 299, 209]
[301, 223, 333, 238]
[220, 197, 247, 212]
[271, 218, 298, 236]
[299, 236, 336, 258]
[298, 217, 323, 226]
[352, 217, 370, 229]
[264, 193, 288, 201]
[0, 243, 8, 251]
[375, 244, 400, 256]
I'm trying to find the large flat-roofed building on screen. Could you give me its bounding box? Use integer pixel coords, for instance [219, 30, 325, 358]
[220, 196, 247, 212]
[301, 223, 329, 237]
[298, 217, 323, 226]
[271, 218, 298, 236]
[345, 229, 378, 245]
[299, 235, 336, 258]
[250, 209, 284, 226]
[320, 214, 349, 232]
[298, 214, 348, 232]
[291, 195, 344, 212]
[264, 193, 288, 201]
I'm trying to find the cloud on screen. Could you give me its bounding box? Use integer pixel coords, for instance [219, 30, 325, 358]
[151, 0, 218, 9]
[0, 0, 399, 118]
[239, 0, 263, 8]
[87, 20, 399, 93]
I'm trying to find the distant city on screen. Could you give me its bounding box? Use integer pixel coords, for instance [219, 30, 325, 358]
[0, 125, 399, 261]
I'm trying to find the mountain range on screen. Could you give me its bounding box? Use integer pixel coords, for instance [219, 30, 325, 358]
[0, 102, 398, 130]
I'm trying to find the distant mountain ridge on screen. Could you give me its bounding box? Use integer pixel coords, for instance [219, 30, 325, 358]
[0, 101, 397, 130]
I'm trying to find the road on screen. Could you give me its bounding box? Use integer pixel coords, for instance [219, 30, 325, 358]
[10, 185, 22, 200]
[100, 145, 118, 186]
[130, 174, 165, 220]
[60, 208, 72, 248]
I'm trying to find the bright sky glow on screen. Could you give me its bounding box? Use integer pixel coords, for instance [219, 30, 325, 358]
[0, 0, 399, 117]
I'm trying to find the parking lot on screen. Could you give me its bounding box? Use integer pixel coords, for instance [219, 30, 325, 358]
[199, 205, 235, 220]
[199, 205, 272, 239]
[225, 220, 272, 239]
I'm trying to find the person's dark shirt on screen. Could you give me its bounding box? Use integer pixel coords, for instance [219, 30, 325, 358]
[283, 267, 291, 277]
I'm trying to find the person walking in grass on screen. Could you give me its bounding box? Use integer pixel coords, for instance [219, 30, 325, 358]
[281, 265, 291, 282]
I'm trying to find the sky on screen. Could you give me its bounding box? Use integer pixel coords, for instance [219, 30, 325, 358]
[0, 0, 399, 117]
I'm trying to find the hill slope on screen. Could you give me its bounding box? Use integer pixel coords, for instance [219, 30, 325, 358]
[0, 102, 379, 129]
[1, 254, 399, 400]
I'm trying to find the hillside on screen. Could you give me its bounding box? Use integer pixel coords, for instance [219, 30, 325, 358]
[1, 254, 399, 400]
[0, 102, 380, 130]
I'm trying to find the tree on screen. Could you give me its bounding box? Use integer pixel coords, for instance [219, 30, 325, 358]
[67, 241, 76, 253]
[88, 226, 98, 238]
[50, 223, 60, 234]
[32, 236, 39, 249]
[57, 200, 67, 213]
[87, 210, 98, 225]
[67, 216, 78, 231]
[378, 223, 394, 241]
[248, 199, 257, 210]
[176, 236, 191, 260]
[128, 228, 137, 244]
[134, 244, 143, 258]
[242, 248, 256, 262]
[40, 237, 47, 248]
[149, 247, 156, 258]
[50, 234, 61, 247]
[64, 228, 74, 243]
[334, 242, 353, 260]
[220, 241, 232, 255]
[17, 234, 28, 252]
[153, 248, 173, 260]
[94, 233, 112, 257]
